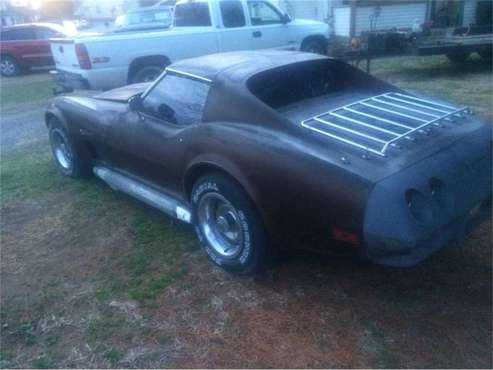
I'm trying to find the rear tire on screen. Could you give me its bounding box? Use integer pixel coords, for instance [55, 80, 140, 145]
[446, 52, 471, 63]
[131, 65, 164, 83]
[48, 118, 92, 178]
[191, 173, 269, 275]
[0, 55, 20, 77]
[301, 39, 326, 55]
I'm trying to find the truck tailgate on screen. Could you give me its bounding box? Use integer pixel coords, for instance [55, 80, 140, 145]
[50, 38, 80, 72]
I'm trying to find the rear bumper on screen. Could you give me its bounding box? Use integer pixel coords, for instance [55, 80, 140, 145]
[50, 69, 90, 91]
[366, 198, 491, 267]
[363, 121, 492, 267]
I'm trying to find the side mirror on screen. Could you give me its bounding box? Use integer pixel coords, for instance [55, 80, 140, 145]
[281, 13, 291, 24]
[128, 94, 143, 111]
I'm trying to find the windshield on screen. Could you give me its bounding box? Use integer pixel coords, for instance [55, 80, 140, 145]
[115, 7, 172, 29]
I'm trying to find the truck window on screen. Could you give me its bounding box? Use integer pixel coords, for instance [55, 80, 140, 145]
[220, 1, 246, 28]
[141, 73, 210, 125]
[247, 1, 282, 25]
[35, 27, 58, 40]
[174, 2, 212, 27]
[1, 28, 36, 41]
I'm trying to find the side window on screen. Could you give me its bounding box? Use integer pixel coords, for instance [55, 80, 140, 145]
[35, 27, 57, 40]
[174, 2, 212, 27]
[1, 28, 35, 40]
[141, 73, 210, 126]
[248, 1, 282, 25]
[220, 1, 246, 28]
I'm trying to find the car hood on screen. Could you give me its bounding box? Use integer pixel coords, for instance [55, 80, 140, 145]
[94, 82, 151, 103]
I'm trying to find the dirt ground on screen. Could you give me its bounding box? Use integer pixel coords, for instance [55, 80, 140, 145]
[1, 56, 492, 368]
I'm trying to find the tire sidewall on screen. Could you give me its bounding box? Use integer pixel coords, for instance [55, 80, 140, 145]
[49, 126, 76, 176]
[191, 174, 265, 274]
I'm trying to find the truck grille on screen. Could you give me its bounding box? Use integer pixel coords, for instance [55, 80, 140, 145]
[301, 92, 470, 157]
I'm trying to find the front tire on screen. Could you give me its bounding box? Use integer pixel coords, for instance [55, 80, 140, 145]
[48, 119, 92, 178]
[191, 173, 268, 275]
[0, 55, 20, 77]
[301, 39, 327, 55]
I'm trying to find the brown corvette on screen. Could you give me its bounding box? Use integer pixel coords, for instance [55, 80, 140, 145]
[46, 50, 492, 274]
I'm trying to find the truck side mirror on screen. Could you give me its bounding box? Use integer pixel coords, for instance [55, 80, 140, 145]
[281, 14, 291, 24]
[129, 94, 143, 111]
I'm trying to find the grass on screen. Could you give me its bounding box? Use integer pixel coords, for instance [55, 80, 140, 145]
[371, 55, 493, 117]
[1, 143, 195, 366]
[0, 79, 54, 111]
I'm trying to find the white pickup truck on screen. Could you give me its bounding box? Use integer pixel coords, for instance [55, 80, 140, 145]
[50, 0, 329, 91]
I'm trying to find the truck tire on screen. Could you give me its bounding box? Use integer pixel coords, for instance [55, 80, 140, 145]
[0, 55, 20, 77]
[446, 52, 471, 63]
[48, 118, 92, 178]
[191, 173, 269, 275]
[131, 65, 164, 83]
[301, 39, 326, 55]
[479, 47, 492, 62]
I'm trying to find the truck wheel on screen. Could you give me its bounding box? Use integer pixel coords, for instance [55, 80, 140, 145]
[48, 119, 92, 178]
[131, 65, 163, 83]
[301, 39, 326, 55]
[479, 47, 492, 62]
[191, 173, 268, 275]
[446, 52, 470, 63]
[0, 56, 20, 77]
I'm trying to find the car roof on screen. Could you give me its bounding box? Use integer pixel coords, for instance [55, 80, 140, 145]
[168, 50, 329, 83]
[1, 22, 63, 31]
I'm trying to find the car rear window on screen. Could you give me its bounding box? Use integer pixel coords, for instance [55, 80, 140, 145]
[174, 2, 212, 27]
[247, 59, 372, 109]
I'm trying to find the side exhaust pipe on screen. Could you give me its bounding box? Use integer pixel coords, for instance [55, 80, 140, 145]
[93, 166, 192, 223]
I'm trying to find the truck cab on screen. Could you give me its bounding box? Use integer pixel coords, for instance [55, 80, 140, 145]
[50, 0, 329, 91]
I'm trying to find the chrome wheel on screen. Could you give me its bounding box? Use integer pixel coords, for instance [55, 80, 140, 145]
[51, 131, 73, 170]
[1, 58, 16, 76]
[197, 193, 243, 258]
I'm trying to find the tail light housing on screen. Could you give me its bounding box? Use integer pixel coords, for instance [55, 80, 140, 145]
[75, 43, 92, 70]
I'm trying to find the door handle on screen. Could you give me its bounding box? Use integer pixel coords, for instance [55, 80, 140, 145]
[253, 31, 262, 38]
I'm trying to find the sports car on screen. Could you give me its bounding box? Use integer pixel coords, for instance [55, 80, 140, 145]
[45, 50, 492, 274]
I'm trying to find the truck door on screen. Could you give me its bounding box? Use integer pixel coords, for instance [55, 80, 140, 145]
[245, 0, 289, 50]
[217, 0, 257, 51]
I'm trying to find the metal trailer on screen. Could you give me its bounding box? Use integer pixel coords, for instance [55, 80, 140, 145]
[330, 26, 493, 73]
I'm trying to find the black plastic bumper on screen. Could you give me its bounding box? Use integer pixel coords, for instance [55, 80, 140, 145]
[50, 70, 90, 93]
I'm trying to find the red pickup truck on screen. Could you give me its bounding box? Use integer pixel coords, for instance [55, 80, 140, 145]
[0, 23, 71, 77]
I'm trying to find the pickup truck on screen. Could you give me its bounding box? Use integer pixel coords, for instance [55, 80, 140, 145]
[50, 0, 329, 91]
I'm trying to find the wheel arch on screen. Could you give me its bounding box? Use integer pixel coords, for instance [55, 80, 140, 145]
[0, 53, 18, 62]
[184, 161, 254, 201]
[45, 106, 69, 130]
[127, 55, 171, 83]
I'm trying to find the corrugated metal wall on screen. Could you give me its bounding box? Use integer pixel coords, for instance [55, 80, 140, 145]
[276, 0, 327, 21]
[334, 2, 428, 36]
